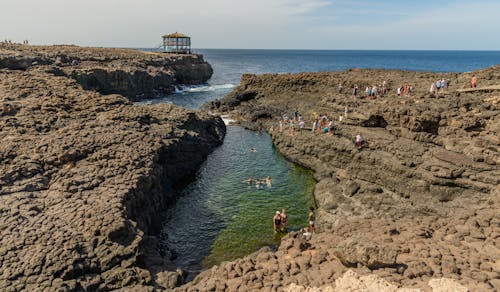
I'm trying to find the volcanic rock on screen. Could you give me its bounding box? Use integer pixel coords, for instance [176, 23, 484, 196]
[192, 67, 500, 290]
[0, 44, 213, 100]
[0, 44, 225, 290]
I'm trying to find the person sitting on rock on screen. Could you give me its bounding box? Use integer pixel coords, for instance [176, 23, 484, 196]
[355, 133, 363, 149]
[328, 120, 335, 136]
[273, 211, 282, 233]
[308, 207, 315, 233]
[302, 227, 312, 241]
[280, 208, 288, 232]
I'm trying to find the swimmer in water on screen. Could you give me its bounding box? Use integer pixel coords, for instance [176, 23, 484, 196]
[243, 177, 254, 184]
[266, 176, 272, 187]
[273, 211, 282, 233]
[249, 148, 257, 152]
[280, 208, 288, 232]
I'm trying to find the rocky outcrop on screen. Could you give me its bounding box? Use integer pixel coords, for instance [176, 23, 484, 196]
[196, 67, 500, 290]
[179, 229, 473, 291]
[0, 47, 225, 290]
[0, 44, 213, 100]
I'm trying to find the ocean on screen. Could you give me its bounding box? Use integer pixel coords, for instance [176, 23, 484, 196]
[141, 49, 500, 109]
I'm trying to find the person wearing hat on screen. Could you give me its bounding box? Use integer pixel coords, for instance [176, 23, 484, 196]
[273, 211, 282, 233]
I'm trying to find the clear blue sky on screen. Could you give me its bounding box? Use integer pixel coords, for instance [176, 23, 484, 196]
[1, 0, 499, 50]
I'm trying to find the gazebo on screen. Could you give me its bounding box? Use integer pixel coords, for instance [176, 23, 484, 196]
[162, 32, 191, 54]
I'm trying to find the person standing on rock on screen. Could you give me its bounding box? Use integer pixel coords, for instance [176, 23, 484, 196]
[290, 120, 296, 136]
[338, 83, 343, 93]
[471, 75, 477, 88]
[308, 207, 315, 233]
[430, 82, 437, 94]
[355, 133, 363, 149]
[299, 120, 305, 133]
[312, 119, 317, 132]
[273, 211, 282, 233]
[353, 85, 359, 107]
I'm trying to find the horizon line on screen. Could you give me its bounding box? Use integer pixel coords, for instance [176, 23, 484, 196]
[131, 47, 500, 52]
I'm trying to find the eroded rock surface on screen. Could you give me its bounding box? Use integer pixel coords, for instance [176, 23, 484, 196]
[0, 44, 213, 100]
[0, 46, 225, 290]
[191, 68, 500, 290]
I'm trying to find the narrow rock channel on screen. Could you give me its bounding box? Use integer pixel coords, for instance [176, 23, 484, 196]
[160, 126, 315, 279]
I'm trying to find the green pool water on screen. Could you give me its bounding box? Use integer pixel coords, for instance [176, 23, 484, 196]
[160, 126, 315, 277]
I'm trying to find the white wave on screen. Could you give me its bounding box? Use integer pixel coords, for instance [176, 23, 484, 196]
[175, 84, 236, 94]
[220, 115, 235, 125]
[174, 85, 188, 93]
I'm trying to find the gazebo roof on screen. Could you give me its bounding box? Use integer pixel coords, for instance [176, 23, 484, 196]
[162, 32, 190, 38]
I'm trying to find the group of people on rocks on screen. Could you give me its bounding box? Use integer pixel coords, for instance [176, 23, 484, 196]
[311, 112, 337, 136]
[2, 39, 29, 45]
[429, 79, 450, 94]
[273, 206, 316, 239]
[263, 75, 486, 237]
[397, 84, 414, 97]
[365, 81, 388, 98]
[273, 109, 365, 149]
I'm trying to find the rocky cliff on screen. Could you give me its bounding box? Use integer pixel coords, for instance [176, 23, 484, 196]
[195, 67, 500, 291]
[0, 45, 225, 290]
[0, 44, 213, 100]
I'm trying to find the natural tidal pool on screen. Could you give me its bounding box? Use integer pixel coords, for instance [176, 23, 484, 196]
[160, 126, 315, 277]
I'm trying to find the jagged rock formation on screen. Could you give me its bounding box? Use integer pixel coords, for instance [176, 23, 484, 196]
[197, 67, 500, 290]
[0, 46, 225, 290]
[0, 44, 213, 100]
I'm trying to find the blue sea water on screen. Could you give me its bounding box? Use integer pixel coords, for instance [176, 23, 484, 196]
[142, 49, 500, 109]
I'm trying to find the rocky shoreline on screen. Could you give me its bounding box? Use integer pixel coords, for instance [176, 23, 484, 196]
[0, 45, 225, 290]
[0, 44, 213, 100]
[1, 44, 498, 291]
[189, 68, 500, 291]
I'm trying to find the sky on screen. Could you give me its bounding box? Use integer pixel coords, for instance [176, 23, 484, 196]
[1, 0, 499, 50]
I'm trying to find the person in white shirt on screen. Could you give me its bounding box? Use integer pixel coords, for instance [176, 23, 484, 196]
[355, 133, 363, 149]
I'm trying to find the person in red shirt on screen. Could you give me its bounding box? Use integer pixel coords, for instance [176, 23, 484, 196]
[471, 75, 478, 88]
